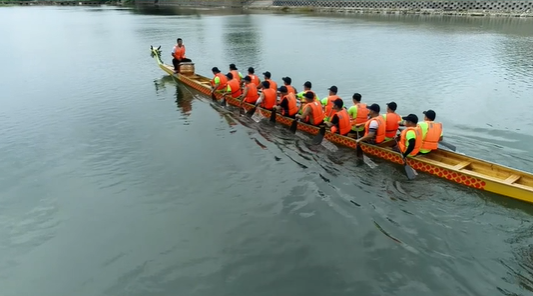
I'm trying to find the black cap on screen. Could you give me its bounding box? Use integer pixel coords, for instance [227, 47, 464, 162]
[278, 86, 288, 93]
[303, 81, 312, 88]
[262, 80, 270, 89]
[386, 102, 397, 111]
[226, 72, 233, 79]
[248, 67, 255, 74]
[243, 75, 252, 82]
[333, 98, 344, 109]
[263, 71, 271, 78]
[423, 110, 436, 121]
[212, 67, 220, 73]
[402, 114, 419, 124]
[367, 103, 380, 113]
[229, 63, 237, 70]
[304, 92, 314, 100]
[282, 77, 292, 84]
[328, 86, 338, 93]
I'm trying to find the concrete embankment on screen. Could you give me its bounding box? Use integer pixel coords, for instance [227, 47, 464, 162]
[245, 0, 533, 17]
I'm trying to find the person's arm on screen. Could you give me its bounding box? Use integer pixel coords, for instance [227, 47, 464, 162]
[239, 86, 248, 100]
[296, 105, 311, 120]
[321, 97, 328, 106]
[211, 76, 220, 93]
[255, 92, 265, 106]
[403, 139, 416, 157]
[357, 120, 378, 142]
[326, 113, 339, 128]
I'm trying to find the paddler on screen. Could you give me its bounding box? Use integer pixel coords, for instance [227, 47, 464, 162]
[246, 67, 261, 87]
[240, 76, 259, 104]
[295, 91, 325, 126]
[255, 81, 277, 110]
[383, 102, 402, 141]
[347, 93, 369, 138]
[282, 77, 297, 94]
[229, 64, 243, 83]
[418, 109, 443, 154]
[355, 103, 386, 145]
[261, 71, 278, 91]
[223, 72, 242, 99]
[210, 67, 228, 96]
[321, 85, 340, 122]
[296, 81, 319, 103]
[395, 114, 423, 158]
[171, 38, 191, 74]
[275, 86, 298, 118]
[325, 99, 351, 136]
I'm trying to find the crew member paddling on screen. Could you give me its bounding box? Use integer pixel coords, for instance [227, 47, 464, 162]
[229, 64, 243, 83]
[355, 103, 386, 144]
[262, 71, 278, 91]
[322, 85, 340, 122]
[383, 102, 402, 141]
[296, 91, 325, 126]
[171, 38, 192, 73]
[247, 67, 261, 87]
[210, 67, 228, 95]
[347, 93, 369, 138]
[396, 114, 423, 158]
[297, 81, 319, 103]
[418, 109, 443, 154]
[282, 77, 297, 94]
[240, 76, 259, 104]
[255, 81, 277, 110]
[275, 86, 298, 118]
[224, 72, 242, 99]
[325, 99, 351, 136]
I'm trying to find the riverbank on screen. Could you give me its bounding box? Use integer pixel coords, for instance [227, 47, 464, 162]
[245, 0, 533, 17]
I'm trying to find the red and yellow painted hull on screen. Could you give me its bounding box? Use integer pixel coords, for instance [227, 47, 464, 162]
[151, 50, 533, 204]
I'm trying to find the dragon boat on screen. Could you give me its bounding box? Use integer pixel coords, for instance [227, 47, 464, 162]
[150, 45, 533, 204]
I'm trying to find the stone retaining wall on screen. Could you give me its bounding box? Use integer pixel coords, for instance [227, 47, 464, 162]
[272, 0, 533, 12]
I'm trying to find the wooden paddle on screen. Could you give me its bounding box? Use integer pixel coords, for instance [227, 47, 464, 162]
[211, 91, 217, 102]
[269, 108, 276, 123]
[355, 141, 378, 169]
[312, 125, 326, 145]
[220, 94, 227, 107]
[289, 118, 299, 133]
[403, 156, 418, 180]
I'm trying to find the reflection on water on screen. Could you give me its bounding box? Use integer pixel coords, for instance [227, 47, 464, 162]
[222, 14, 262, 65]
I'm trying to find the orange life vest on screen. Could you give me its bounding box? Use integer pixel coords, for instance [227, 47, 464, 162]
[227, 78, 242, 98]
[364, 115, 386, 144]
[286, 85, 296, 94]
[173, 45, 186, 60]
[243, 83, 259, 104]
[354, 103, 369, 125]
[330, 108, 351, 136]
[421, 121, 443, 151]
[399, 126, 423, 156]
[266, 79, 277, 91]
[304, 101, 325, 126]
[385, 112, 401, 138]
[324, 95, 340, 119]
[249, 74, 260, 86]
[280, 93, 298, 117]
[261, 88, 277, 110]
[211, 73, 227, 90]
[230, 70, 241, 82]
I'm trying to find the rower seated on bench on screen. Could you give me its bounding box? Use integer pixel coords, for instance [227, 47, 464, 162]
[325, 99, 351, 136]
[356, 103, 386, 145]
[295, 91, 324, 126]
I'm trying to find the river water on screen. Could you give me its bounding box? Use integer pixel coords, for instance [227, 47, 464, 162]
[1, 5, 533, 296]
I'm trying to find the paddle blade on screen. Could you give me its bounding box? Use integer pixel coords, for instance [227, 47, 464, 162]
[363, 155, 378, 169]
[221, 96, 227, 107]
[269, 109, 276, 123]
[211, 92, 217, 102]
[356, 144, 363, 157]
[289, 119, 298, 134]
[245, 106, 257, 117]
[312, 126, 326, 145]
[404, 164, 418, 180]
